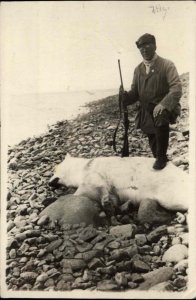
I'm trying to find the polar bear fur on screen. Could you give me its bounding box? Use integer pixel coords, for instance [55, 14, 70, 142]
[49, 154, 189, 212]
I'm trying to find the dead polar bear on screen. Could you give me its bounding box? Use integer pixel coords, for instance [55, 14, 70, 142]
[49, 153, 189, 214]
[49, 154, 189, 212]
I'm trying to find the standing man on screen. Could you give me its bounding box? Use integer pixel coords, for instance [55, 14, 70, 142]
[122, 33, 182, 170]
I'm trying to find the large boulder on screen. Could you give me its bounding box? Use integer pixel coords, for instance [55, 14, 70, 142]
[137, 267, 174, 290]
[162, 244, 188, 263]
[138, 198, 175, 225]
[40, 194, 103, 227]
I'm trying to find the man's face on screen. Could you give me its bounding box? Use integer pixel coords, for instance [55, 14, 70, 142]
[138, 43, 156, 61]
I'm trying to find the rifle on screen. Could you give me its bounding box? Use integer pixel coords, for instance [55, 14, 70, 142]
[113, 59, 129, 157]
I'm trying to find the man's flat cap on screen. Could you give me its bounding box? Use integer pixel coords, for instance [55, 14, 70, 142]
[136, 33, 156, 48]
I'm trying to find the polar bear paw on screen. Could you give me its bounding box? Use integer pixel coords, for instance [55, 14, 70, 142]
[175, 212, 186, 224]
[101, 195, 115, 215]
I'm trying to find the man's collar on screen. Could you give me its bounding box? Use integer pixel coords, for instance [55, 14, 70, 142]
[143, 53, 158, 65]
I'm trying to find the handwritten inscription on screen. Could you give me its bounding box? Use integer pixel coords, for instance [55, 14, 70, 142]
[149, 4, 170, 20]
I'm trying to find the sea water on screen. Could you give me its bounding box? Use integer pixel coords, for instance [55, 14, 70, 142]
[5, 89, 117, 146]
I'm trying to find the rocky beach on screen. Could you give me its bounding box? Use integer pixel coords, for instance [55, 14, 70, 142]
[5, 73, 190, 294]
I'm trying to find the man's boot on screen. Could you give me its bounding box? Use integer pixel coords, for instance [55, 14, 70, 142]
[153, 125, 169, 170]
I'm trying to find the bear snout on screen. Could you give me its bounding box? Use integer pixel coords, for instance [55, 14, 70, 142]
[48, 177, 60, 188]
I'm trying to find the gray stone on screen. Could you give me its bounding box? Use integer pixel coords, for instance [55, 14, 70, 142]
[18, 242, 30, 255]
[44, 278, 55, 287]
[114, 272, 128, 287]
[7, 221, 15, 232]
[76, 242, 93, 253]
[132, 260, 151, 273]
[78, 227, 98, 242]
[138, 199, 174, 225]
[173, 277, 187, 289]
[162, 244, 188, 263]
[97, 280, 119, 291]
[36, 273, 49, 283]
[109, 224, 136, 239]
[37, 249, 47, 258]
[46, 239, 63, 252]
[56, 280, 72, 290]
[116, 261, 132, 272]
[135, 234, 147, 246]
[172, 236, 182, 245]
[110, 244, 138, 262]
[7, 238, 19, 249]
[131, 273, 144, 283]
[174, 259, 188, 272]
[173, 155, 188, 166]
[40, 195, 102, 226]
[19, 257, 28, 263]
[59, 273, 74, 282]
[61, 258, 86, 271]
[72, 280, 93, 289]
[97, 265, 116, 275]
[149, 281, 174, 291]
[20, 272, 38, 284]
[20, 283, 33, 290]
[46, 268, 61, 279]
[14, 216, 27, 228]
[82, 269, 94, 282]
[128, 282, 138, 289]
[179, 232, 189, 246]
[9, 249, 17, 259]
[137, 267, 174, 290]
[147, 225, 168, 242]
[15, 229, 40, 241]
[88, 258, 105, 270]
[107, 241, 121, 249]
[153, 245, 161, 256]
[75, 249, 102, 263]
[17, 204, 28, 215]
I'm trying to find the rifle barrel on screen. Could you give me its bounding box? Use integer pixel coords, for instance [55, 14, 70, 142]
[118, 59, 124, 90]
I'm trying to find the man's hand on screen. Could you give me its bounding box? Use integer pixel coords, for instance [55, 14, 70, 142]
[119, 85, 125, 97]
[153, 103, 165, 118]
[119, 85, 129, 106]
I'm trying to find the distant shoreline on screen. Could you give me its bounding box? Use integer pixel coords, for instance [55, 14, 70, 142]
[6, 89, 118, 147]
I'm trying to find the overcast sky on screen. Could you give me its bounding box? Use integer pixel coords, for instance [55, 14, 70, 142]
[1, 1, 195, 93]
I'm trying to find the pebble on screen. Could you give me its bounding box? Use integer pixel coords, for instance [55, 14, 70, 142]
[173, 277, 187, 289]
[147, 225, 167, 242]
[135, 234, 147, 246]
[172, 236, 182, 245]
[114, 272, 128, 287]
[174, 259, 188, 272]
[46, 239, 63, 252]
[61, 259, 86, 271]
[97, 280, 119, 291]
[36, 273, 49, 283]
[132, 259, 151, 273]
[9, 249, 17, 259]
[179, 232, 189, 246]
[20, 272, 38, 284]
[109, 224, 136, 239]
[88, 258, 105, 270]
[131, 273, 144, 283]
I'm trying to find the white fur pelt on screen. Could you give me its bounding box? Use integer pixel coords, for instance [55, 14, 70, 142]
[49, 154, 189, 212]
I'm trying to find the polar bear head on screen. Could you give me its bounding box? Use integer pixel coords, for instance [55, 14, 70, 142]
[49, 153, 86, 188]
